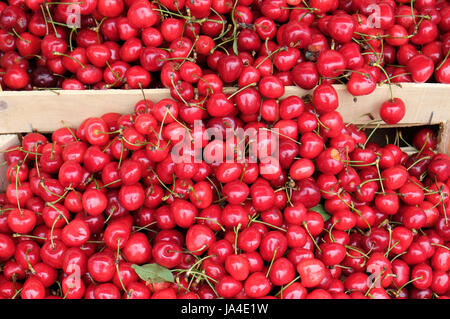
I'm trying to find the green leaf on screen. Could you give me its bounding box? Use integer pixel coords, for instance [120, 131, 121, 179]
[131, 263, 174, 283]
[310, 203, 331, 222]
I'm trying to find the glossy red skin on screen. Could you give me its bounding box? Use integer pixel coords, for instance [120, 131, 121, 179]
[380, 98, 406, 124]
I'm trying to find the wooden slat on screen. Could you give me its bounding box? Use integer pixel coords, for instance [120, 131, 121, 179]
[0, 134, 20, 192]
[0, 83, 449, 134]
[437, 121, 450, 156]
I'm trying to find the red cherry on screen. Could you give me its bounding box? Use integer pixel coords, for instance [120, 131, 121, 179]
[7, 208, 36, 234]
[407, 54, 434, 83]
[21, 277, 46, 299]
[296, 258, 327, 288]
[185, 224, 215, 256]
[379, 98, 406, 124]
[244, 272, 272, 298]
[217, 54, 244, 83]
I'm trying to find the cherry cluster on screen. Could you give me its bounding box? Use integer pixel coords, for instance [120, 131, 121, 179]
[0, 0, 450, 301]
[0, 0, 449, 94]
[0, 95, 449, 299]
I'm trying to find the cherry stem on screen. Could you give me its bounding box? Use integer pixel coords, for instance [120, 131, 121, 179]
[396, 130, 414, 149]
[206, 176, 223, 201]
[169, 76, 195, 111]
[335, 69, 371, 78]
[11, 28, 30, 44]
[44, 3, 59, 37]
[210, 7, 228, 41]
[259, 127, 302, 145]
[103, 207, 117, 225]
[363, 123, 381, 149]
[39, 4, 50, 36]
[385, 240, 399, 258]
[406, 156, 432, 171]
[115, 258, 128, 295]
[374, 64, 394, 102]
[380, 73, 410, 85]
[285, 186, 294, 207]
[150, 168, 179, 199]
[255, 46, 286, 69]
[358, 178, 384, 188]
[345, 245, 370, 259]
[364, 268, 387, 297]
[194, 217, 225, 232]
[230, 0, 240, 55]
[252, 219, 287, 233]
[302, 221, 322, 253]
[233, 224, 241, 255]
[390, 251, 407, 263]
[227, 82, 257, 100]
[430, 243, 450, 251]
[15, 163, 23, 215]
[436, 49, 450, 71]
[275, 275, 301, 298]
[11, 288, 22, 300]
[49, 215, 58, 251]
[12, 233, 46, 240]
[265, 247, 279, 278]
[395, 275, 423, 295]
[375, 159, 386, 194]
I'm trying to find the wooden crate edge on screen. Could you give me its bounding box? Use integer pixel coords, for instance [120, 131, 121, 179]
[0, 134, 21, 192]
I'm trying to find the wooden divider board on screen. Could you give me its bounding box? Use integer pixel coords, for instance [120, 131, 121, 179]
[0, 83, 449, 133]
[438, 121, 450, 155]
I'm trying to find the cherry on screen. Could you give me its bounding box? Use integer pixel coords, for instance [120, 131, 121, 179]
[346, 66, 377, 96]
[93, 283, 120, 299]
[152, 241, 182, 269]
[7, 208, 36, 234]
[3, 66, 29, 90]
[39, 239, 67, 269]
[316, 50, 346, 79]
[186, 224, 215, 256]
[250, 183, 275, 212]
[259, 231, 288, 262]
[268, 257, 296, 286]
[62, 247, 88, 275]
[296, 258, 327, 288]
[21, 277, 46, 299]
[244, 272, 272, 298]
[216, 54, 244, 83]
[312, 84, 338, 114]
[62, 273, 86, 299]
[235, 227, 261, 253]
[216, 275, 242, 298]
[407, 54, 434, 83]
[118, 184, 145, 212]
[380, 98, 406, 124]
[87, 252, 116, 282]
[0, 234, 15, 260]
[97, 0, 124, 17]
[170, 199, 198, 229]
[291, 61, 318, 89]
[222, 180, 249, 206]
[411, 263, 433, 290]
[225, 254, 250, 281]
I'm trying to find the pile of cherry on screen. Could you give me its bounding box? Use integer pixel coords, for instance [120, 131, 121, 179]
[0, 0, 449, 92]
[0, 0, 450, 300]
[0, 97, 449, 300]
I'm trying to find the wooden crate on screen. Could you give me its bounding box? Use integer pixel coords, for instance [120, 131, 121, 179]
[1, 83, 450, 191]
